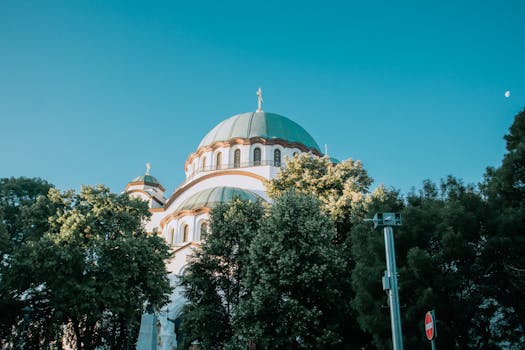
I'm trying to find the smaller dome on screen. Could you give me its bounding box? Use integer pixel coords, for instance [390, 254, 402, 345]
[131, 174, 161, 185]
[176, 187, 262, 212]
[129, 163, 163, 189]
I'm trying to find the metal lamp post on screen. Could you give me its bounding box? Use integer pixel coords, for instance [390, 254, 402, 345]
[373, 212, 404, 350]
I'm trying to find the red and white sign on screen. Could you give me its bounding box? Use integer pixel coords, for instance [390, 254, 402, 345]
[425, 311, 436, 340]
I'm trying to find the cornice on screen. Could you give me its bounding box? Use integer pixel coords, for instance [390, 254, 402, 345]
[171, 241, 201, 254]
[160, 207, 211, 229]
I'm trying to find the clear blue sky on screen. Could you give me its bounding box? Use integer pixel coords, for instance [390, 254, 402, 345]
[1, 0, 524, 195]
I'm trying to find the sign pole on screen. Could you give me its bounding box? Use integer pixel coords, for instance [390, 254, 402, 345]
[372, 213, 403, 350]
[384, 225, 404, 350]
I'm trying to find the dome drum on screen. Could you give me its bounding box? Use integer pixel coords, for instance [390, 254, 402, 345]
[184, 138, 315, 180]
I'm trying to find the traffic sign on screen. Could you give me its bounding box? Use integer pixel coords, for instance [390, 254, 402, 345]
[425, 311, 436, 341]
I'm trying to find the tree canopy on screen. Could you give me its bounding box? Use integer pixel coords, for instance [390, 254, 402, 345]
[0, 177, 56, 346]
[267, 154, 376, 348]
[266, 154, 372, 237]
[480, 107, 525, 342]
[238, 191, 348, 349]
[350, 178, 501, 349]
[0, 177, 54, 252]
[0, 182, 172, 350]
[178, 197, 264, 349]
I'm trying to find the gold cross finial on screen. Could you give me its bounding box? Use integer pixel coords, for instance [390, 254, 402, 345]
[256, 88, 263, 112]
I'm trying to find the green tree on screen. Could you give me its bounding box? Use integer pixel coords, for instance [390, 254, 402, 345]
[266, 154, 373, 348]
[483, 108, 525, 206]
[0, 177, 56, 347]
[0, 177, 54, 249]
[351, 178, 496, 349]
[178, 198, 264, 350]
[266, 154, 372, 238]
[237, 192, 348, 349]
[2, 185, 172, 350]
[481, 107, 525, 341]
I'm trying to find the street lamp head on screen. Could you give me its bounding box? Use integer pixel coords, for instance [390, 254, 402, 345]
[373, 212, 402, 228]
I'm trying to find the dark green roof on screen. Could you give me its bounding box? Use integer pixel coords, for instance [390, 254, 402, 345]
[176, 187, 262, 212]
[198, 111, 321, 152]
[131, 174, 160, 184]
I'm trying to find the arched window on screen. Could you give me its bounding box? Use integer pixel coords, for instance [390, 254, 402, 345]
[253, 147, 261, 166]
[202, 157, 206, 171]
[200, 222, 209, 240]
[274, 149, 281, 167]
[216, 152, 222, 170]
[234, 149, 241, 168]
[169, 228, 175, 246]
[183, 225, 189, 242]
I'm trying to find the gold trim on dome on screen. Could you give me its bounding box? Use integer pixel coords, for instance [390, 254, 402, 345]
[184, 137, 321, 170]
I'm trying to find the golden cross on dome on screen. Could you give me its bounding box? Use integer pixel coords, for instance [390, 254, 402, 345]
[145, 162, 151, 175]
[256, 87, 263, 112]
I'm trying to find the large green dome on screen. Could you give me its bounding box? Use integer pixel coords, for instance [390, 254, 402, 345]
[175, 186, 262, 212]
[198, 111, 321, 152]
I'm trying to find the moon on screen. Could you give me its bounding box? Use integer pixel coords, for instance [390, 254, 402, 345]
[505, 90, 511, 98]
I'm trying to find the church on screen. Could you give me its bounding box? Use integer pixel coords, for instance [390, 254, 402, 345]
[128, 90, 323, 349]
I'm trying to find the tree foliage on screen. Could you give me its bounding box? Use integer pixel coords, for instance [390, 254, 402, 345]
[266, 154, 372, 236]
[267, 155, 374, 348]
[483, 108, 525, 206]
[0, 182, 172, 350]
[179, 192, 363, 349]
[178, 198, 264, 349]
[481, 107, 525, 342]
[0, 177, 56, 346]
[351, 176, 525, 349]
[0, 177, 54, 252]
[238, 192, 348, 349]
